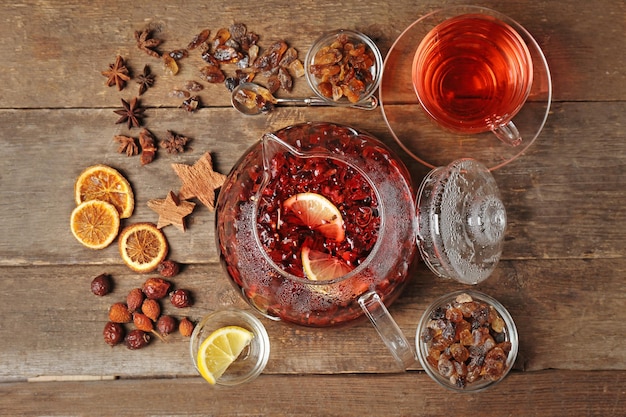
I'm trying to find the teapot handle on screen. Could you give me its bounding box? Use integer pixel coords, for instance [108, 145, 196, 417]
[358, 291, 417, 370]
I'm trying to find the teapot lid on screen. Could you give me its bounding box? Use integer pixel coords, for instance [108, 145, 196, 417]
[416, 159, 506, 284]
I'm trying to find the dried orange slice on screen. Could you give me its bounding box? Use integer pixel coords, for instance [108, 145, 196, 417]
[75, 164, 134, 219]
[70, 200, 120, 250]
[283, 192, 345, 241]
[301, 245, 353, 281]
[118, 223, 168, 273]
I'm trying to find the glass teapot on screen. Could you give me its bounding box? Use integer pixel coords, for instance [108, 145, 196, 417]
[215, 122, 506, 368]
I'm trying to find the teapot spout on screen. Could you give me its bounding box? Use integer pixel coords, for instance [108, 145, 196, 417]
[261, 133, 302, 173]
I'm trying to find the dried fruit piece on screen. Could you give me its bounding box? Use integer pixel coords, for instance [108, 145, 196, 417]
[170, 289, 193, 308]
[141, 298, 161, 321]
[126, 288, 145, 313]
[70, 200, 120, 250]
[74, 164, 134, 219]
[103, 321, 125, 346]
[156, 315, 177, 335]
[133, 312, 154, 332]
[125, 329, 151, 349]
[139, 128, 158, 166]
[91, 274, 112, 296]
[157, 260, 180, 277]
[179, 317, 194, 337]
[118, 223, 169, 273]
[142, 277, 172, 299]
[108, 302, 132, 323]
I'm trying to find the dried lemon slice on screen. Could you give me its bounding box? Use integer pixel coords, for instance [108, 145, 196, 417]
[70, 200, 120, 250]
[75, 164, 134, 219]
[118, 223, 168, 273]
[196, 326, 254, 385]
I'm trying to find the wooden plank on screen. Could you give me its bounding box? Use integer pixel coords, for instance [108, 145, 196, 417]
[1, 102, 625, 266]
[1, 370, 625, 417]
[1, 257, 625, 380]
[0, 0, 623, 109]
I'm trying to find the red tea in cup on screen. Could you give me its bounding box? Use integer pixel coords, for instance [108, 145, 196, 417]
[412, 14, 533, 141]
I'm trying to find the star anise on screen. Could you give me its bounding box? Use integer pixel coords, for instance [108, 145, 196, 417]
[161, 130, 191, 154]
[113, 135, 139, 156]
[136, 65, 155, 96]
[101, 55, 130, 91]
[135, 28, 162, 58]
[114, 97, 145, 129]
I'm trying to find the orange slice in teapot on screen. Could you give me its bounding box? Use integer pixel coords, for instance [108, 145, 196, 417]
[283, 192, 345, 242]
[301, 245, 354, 281]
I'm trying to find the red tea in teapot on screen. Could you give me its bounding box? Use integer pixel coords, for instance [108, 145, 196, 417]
[256, 154, 380, 280]
[216, 123, 417, 327]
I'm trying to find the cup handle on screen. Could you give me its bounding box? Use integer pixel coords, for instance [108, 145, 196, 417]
[358, 291, 417, 370]
[493, 121, 523, 147]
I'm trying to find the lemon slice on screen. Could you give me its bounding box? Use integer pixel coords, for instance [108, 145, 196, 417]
[283, 192, 345, 242]
[74, 164, 134, 219]
[301, 245, 353, 281]
[70, 200, 120, 250]
[196, 326, 254, 384]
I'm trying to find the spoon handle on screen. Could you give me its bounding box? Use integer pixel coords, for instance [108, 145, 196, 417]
[275, 96, 379, 111]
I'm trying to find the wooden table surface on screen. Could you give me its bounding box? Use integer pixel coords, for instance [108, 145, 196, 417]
[1, 0, 625, 415]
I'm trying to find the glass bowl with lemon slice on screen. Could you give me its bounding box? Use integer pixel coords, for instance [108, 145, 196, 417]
[190, 309, 270, 386]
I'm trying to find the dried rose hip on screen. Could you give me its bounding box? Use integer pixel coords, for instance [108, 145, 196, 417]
[141, 298, 161, 321]
[156, 315, 177, 335]
[103, 321, 124, 346]
[178, 317, 194, 337]
[142, 277, 171, 300]
[125, 329, 151, 350]
[170, 289, 193, 308]
[91, 274, 112, 296]
[126, 288, 145, 313]
[157, 260, 180, 277]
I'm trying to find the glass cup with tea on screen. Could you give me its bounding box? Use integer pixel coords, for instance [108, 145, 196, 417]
[412, 7, 534, 147]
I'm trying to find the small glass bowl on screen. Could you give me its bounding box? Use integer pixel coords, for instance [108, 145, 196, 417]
[190, 309, 270, 386]
[415, 290, 518, 392]
[304, 29, 383, 106]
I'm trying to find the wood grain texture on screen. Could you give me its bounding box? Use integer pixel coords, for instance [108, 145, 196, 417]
[0, 0, 623, 109]
[0, 0, 624, 415]
[2, 371, 625, 417]
[1, 257, 624, 381]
